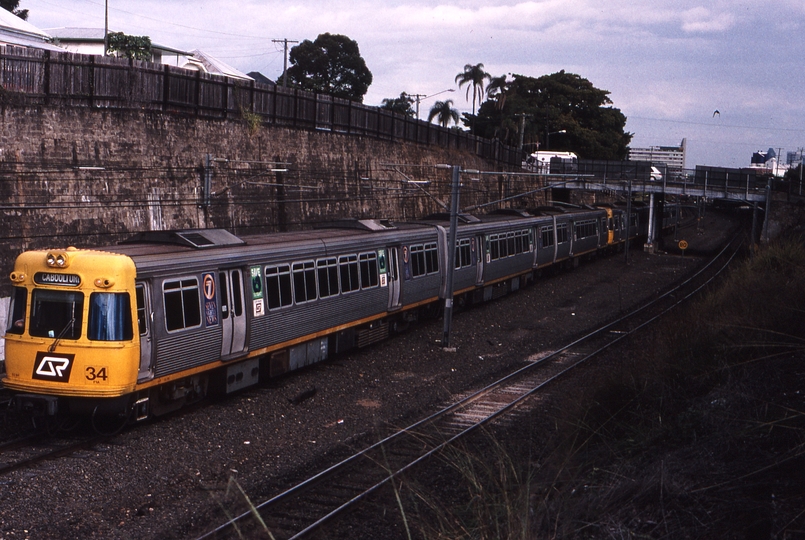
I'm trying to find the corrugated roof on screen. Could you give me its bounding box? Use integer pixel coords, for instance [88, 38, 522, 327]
[0, 8, 52, 40]
[188, 49, 253, 81]
[45, 27, 192, 55]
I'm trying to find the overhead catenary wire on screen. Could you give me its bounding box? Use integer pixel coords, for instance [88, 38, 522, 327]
[0, 160, 557, 246]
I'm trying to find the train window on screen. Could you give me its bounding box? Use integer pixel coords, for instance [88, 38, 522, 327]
[88, 292, 133, 341]
[317, 258, 339, 298]
[292, 261, 317, 304]
[488, 236, 500, 261]
[455, 238, 472, 269]
[266, 265, 292, 309]
[425, 243, 439, 274]
[163, 278, 201, 332]
[219, 273, 230, 320]
[410, 243, 438, 277]
[410, 245, 425, 277]
[488, 231, 529, 261]
[135, 285, 147, 335]
[29, 289, 84, 340]
[540, 226, 555, 248]
[231, 273, 244, 317]
[575, 219, 598, 239]
[5, 286, 27, 335]
[359, 252, 379, 289]
[556, 223, 569, 244]
[339, 255, 360, 294]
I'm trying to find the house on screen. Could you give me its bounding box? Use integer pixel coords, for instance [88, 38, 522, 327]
[45, 27, 252, 81]
[45, 27, 191, 65]
[183, 49, 253, 81]
[0, 8, 66, 51]
[750, 148, 788, 177]
[247, 71, 275, 86]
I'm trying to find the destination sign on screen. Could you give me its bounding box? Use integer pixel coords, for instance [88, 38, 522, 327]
[34, 272, 81, 287]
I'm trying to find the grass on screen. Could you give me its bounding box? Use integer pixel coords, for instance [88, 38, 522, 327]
[207, 235, 805, 538]
[240, 106, 263, 136]
[399, 234, 805, 539]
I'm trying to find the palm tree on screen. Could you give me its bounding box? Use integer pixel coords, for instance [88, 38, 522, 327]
[455, 63, 491, 119]
[427, 99, 460, 127]
[486, 74, 509, 111]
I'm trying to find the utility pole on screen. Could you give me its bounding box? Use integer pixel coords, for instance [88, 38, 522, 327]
[272, 38, 298, 87]
[515, 113, 530, 155]
[408, 89, 454, 120]
[411, 94, 426, 120]
[104, 0, 108, 56]
[442, 165, 461, 350]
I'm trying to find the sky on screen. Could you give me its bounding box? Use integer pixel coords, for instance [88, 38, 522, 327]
[19, 0, 805, 169]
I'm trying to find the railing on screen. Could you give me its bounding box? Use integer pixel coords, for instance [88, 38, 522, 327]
[0, 47, 520, 167]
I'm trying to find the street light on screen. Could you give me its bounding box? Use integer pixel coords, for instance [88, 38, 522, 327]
[545, 129, 566, 150]
[409, 88, 455, 120]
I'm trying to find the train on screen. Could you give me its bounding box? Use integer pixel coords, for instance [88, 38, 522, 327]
[1, 203, 674, 421]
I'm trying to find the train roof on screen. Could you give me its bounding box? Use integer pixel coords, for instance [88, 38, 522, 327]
[101, 221, 442, 276]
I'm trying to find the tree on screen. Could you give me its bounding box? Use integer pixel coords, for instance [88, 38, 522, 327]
[486, 74, 509, 111]
[284, 33, 373, 102]
[1, 0, 28, 19]
[472, 71, 632, 160]
[455, 63, 491, 120]
[428, 99, 460, 128]
[380, 92, 415, 117]
[106, 32, 152, 61]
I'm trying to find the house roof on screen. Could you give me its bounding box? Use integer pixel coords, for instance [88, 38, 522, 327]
[45, 27, 192, 55]
[248, 71, 275, 85]
[188, 49, 253, 81]
[0, 9, 66, 51]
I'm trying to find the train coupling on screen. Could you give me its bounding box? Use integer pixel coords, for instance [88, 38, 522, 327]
[14, 394, 59, 416]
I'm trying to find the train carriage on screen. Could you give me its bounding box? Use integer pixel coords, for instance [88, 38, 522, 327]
[534, 209, 572, 269]
[2, 205, 656, 421]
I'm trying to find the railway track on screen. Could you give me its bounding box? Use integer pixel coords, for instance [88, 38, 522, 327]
[196, 234, 743, 540]
[0, 410, 129, 479]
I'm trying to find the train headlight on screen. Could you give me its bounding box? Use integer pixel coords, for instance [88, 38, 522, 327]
[9, 272, 25, 283]
[45, 251, 71, 268]
[94, 277, 115, 288]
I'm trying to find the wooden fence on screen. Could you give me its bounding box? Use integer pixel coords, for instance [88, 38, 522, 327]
[0, 47, 519, 167]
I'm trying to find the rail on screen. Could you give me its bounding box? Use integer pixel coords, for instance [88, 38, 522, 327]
[194, 233, 743, 539]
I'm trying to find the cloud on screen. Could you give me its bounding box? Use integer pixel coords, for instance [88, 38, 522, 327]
[680, 7, 736, 33]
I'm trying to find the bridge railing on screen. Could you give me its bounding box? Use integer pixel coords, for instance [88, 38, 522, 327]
[0, 46, 520, 167]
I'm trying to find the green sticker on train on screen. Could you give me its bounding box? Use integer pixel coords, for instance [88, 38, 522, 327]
[250, 266, 263, 299]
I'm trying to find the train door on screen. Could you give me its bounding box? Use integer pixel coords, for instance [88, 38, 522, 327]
[474, 235, 484, 285]
[387, 247, 402, 310]
[219, 269, 247, 356]
[135, 283, 154, 381]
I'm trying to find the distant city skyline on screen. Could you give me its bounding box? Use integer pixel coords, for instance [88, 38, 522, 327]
[18, 0, 805, 169]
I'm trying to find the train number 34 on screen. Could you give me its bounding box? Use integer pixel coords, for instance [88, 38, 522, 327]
[85, 366, 109, 381]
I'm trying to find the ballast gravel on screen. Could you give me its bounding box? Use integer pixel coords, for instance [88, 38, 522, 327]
[0, 212, 739, 540]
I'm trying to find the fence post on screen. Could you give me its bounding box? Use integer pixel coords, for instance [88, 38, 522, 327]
[88, 55, 95, 108]
[249, 79, 255, 114]
[293, 88, 298, 128]
[162, 64, 170, 112]
[194, 70, 201, 116]
[222, 77, 229, 120]
[43, 50, 50, 100]
[271, 84, 277, 124]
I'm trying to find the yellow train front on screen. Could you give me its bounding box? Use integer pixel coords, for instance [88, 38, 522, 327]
[3, 247, 140, 417]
